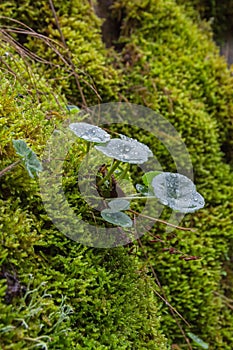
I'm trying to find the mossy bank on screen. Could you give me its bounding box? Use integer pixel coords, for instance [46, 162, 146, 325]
[0, 0, 233, 349]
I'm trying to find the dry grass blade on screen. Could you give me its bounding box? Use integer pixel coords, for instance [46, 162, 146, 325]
[130, 209, 195, 232]
[0, 16, 101, 103]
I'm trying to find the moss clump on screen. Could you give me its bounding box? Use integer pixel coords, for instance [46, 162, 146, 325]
[112, 0, 233, 348]
[176, 0, 233, 40]
[0, 40, 167, 350]
[1, 0, 120, 106]
[1, 0, 233, 349]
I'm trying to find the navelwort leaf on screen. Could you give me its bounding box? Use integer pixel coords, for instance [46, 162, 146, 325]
[142, 171, 161, 187]
[69, 122, 110, 143]
[151, 172, 205, 213]
[101, 210, 132, 228]
[95, 137, 153, 164]
[119, 134, 153, 158]
[108, 199, 131, 212]
[135, 184, 153, 196]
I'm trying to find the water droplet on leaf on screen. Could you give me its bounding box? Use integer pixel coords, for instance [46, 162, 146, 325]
[152, 172, 205, 213]
[69, 122, 110, 143]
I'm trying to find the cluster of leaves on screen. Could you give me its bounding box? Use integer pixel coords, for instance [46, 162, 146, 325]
[68, 122, 204, 228]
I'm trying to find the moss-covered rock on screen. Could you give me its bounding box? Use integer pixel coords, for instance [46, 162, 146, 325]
[1, 0, 233, 349]
[177, 0, 233, 40]
[0, 39, 167, 350]
[1, 0, 120, 105]
[113, 0, 233, 348]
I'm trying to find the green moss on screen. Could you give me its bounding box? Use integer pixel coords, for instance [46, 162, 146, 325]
[1, 0, 233, 349]
[0, 41, 167, 350]
[113, 0, 233, 348]
[1, 0, 120, 105]
[176, 0, 233, 40]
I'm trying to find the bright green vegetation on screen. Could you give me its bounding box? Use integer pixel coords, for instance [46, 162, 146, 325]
[0, 52, 167, 349]
[0, 0, 233, 349]
[115, 1, 233, 348]
[176, 0, 233, 40]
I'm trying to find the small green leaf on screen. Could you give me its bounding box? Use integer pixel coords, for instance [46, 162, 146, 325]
[95, 138, 152, 164]
[101, 210, 132, 227]
[187, 333, 209, 349]
[142, 171, 161, 186]
[13, 139, 31, 158]
[108, 199, 130, 212]
[13, 140, 42, 178]
[69, 122, 110, 143]
[24, 150, 43, 178]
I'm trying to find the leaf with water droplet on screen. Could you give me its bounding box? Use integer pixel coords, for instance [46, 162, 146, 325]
[108, 199, 131, 212]
[136, 184, 154, 196]
[152, 172, 205, 213]
[119, 134, 153, 157]
[181, 191, 205, 213]
[101, 210, 132, 227]
[95, 138, 151, 164]
[69, 122, 110, 143]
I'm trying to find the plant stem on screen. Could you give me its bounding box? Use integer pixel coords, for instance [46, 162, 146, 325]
[0, 160, 21, 178]
[85, 142, 90, 164]
[129, 209, 195, 231]
[97, 160, 121, 187]
[119, 163, 130, 180]
[105, 195, 156, 200]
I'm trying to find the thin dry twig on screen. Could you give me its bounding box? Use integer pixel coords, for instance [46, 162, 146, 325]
[129, 209, 195, 232]
[0, 160, 21, 178]
[214, 291, 233, 310]
[0, 16, 101, 103]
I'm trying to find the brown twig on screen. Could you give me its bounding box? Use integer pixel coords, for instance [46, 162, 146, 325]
[0, 160, 21, 178]
[214, 291, 233, 310]
[129, 209, 195, 232]
[0, 17, 101, 103]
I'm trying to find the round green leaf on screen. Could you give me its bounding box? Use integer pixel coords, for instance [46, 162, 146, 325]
[152, 172, 205, 213]
[108, 199, 130, 212]
[95, 137, 152, 164]
[101, 210, 132, 227]
[135, 184, 154, 196]
[142, 171, 161, 186]
[69, 122, 110, 143]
